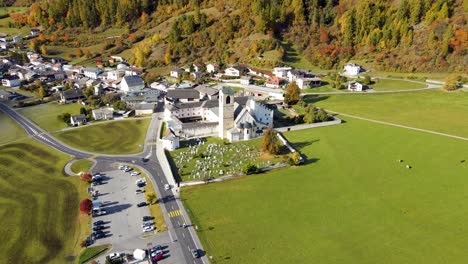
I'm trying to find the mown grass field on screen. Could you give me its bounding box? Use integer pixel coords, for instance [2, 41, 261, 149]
[182, 117, 468, 264]
[308, 90, 468, 138]
[369, 78, 426, 90]
[18, 102, 83, 131]
[55, 119, 150, 154]
[0, 111, 27, 145]
[0, 140, 88, 264]
[70, 159, 94, 174]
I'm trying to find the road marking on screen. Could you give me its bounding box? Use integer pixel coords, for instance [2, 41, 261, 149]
[168, 210, 182, 217]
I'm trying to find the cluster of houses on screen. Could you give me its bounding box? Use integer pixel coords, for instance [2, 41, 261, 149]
[169, 63, 323, 90]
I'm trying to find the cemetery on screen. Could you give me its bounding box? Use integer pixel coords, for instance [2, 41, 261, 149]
[168, 137, 286, 182]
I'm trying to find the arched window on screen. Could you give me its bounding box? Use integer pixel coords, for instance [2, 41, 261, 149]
[226, 96, 231, 104]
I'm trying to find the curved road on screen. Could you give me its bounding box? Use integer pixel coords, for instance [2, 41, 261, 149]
[0, 102, 207, 264]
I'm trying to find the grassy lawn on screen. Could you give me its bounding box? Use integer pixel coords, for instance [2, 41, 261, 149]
[0, 111, 28, 145]
[137, 169, 167, 232]
[17, 102, 83, 131]
[55, 119, 150, 154]
[182, 117, 468, 264]
[307, 90, 468, 138]
[168, 137, 287, 182]
[70, 159, 94, 174]
[76, 244, 110, 264]
[369, 78, 427, 91]
[0, 140, 89, 264]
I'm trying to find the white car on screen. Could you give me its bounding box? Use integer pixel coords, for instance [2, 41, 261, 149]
[136, 178, 146, 184]
[143, 226, 155, 232]
[94, 210, 107, 216]
[131, 171, 140, 176]
[118, 165, 125, 170]
[108, 252, 122, 260]
[164, 184, 171, 190]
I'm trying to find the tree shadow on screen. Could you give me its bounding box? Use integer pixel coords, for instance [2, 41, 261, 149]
[302, 95, 330, 104]
[105, 203, 132, 214]
[301, 153, 320, 165]
[281, 41, 300, 63]
[291, 139, 320, 150]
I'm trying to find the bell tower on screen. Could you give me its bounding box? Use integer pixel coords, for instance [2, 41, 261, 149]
[218, 88, 235, 138]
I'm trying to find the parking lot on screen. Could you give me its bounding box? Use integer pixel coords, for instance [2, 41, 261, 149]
[90, 162, 186, 264]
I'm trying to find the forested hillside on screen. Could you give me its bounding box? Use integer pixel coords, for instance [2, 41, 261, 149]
[8, 0, 467, 73]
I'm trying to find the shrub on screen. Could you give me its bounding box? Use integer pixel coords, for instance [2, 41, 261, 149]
[288, 152, 302, 165]
[242, 163, 258, 175]
[79, 199, 93, 214]
[80, 172, 92, 182]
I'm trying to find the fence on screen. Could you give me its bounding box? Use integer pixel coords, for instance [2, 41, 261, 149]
[275, 116, 342, 133]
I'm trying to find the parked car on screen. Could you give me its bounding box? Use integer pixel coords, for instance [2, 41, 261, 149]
[118, 165, 125, 170]
[151, 250, 164, 261]
[131, 171, 141, 176]
[137, 182, 146, 188]
[93, 220, 104, 226]
[164, 184, 170, 190]
[124, 167, 133, 172]
[150, 245, 162, 253]
[94, 232, 105, 239]
[94, 210, 107, 216]
[191, 249, 199, 258]
[137, 202, 148, 207]
[143, 216, 154, 221]
[143, 226, 155, 232]
[108, 252, 122, 260]
[93, 225, 105, 231]
[141, 221, 154, 228]
[136, 178, 146, 184]
[135, 189, 145, 194]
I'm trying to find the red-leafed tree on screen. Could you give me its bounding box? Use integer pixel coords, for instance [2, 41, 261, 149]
[80, 173, 92, 182]
[80, 199, 93, 214]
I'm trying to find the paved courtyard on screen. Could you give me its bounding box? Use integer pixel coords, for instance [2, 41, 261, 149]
[90, 163, 186, 264]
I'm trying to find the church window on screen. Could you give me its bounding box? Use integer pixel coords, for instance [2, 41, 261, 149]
[226, 96, 231, 104]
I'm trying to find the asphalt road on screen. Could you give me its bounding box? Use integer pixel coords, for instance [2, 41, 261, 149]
[0, 102, 205, 264]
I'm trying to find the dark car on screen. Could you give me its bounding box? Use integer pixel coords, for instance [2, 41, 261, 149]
[137, 202, 148, 207]
[150, 245, 162, 253]
[143, 216, 154, 221]
[191, 249, 199, 258]
[137, 182, 146, 188]
[93, 225, 105, 231]
[93, 220, 104, 226]
[94, 232, 105, 239]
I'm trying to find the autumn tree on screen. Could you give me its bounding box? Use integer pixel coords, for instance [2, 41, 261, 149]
[284, 82, 301, 105]
[303, 104, 316, 124]
[40, 44, 47, 56]
[38, 86, 47, 98]
[288, 152, 302, 165]
[443, 74, 460, 91]
[262, 127, 281, 155]
[75, 48, 83, 57]
[79, 199, 93, 214]
[80, 172, 92, 182]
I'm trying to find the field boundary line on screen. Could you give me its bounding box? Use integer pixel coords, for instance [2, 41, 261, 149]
[330, 111, 468, 141]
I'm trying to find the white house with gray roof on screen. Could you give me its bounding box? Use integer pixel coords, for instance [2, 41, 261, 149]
[120, 75, 145, 93]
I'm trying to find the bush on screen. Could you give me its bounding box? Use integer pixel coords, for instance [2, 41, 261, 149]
[79, 199, 93, 214]
[242, 163, 258, 175]
[288, 152, 302, 165]
[80, 172, 92, 182]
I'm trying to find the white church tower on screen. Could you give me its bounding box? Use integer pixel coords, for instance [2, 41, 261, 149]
[218, 88, 235, 138]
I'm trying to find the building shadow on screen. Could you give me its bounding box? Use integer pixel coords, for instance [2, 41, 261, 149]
[302, 95, 330, 104]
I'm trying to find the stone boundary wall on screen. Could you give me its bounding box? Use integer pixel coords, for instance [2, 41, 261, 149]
[275, 116, 342, 133]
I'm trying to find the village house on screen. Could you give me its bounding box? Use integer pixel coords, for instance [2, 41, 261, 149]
[1, 75, 20, 87]
[224, 66, 248, 77]
[240, 76, 252, 85]
[92, 107, 114, 120]
[348, 81, 366, 92]
[193, 63, 204, 72]
[70, 114, 87, 126]
[161, 131, 180, 151]
[170, 68, 184, 78]
[206, 63, 219, 73]
[107, 69, 125, 80]
[150, 81, 170, 92]
[343, 63, 363, 76]
[194, 85, 219, 100]
[266, 76, 282, 88]
[120, 75, 145, 93]
[287, 69, 306, 82]
[121, 89, 160, 109]
[134, 103, 156, 116]
[248, 68, 273, 79]
[273, 67, 292, 78]
[296, 77, 322, 89]
[60, 89, 86, 104]
[191, 71, 203, 80]
[165, 89, 200, 104]
[82, 67, 102, 79]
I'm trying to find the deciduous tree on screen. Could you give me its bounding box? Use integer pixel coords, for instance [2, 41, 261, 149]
[284, 82, 300, 105]
[79, 199, 93, 214]
[262, 127, 281, 155]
